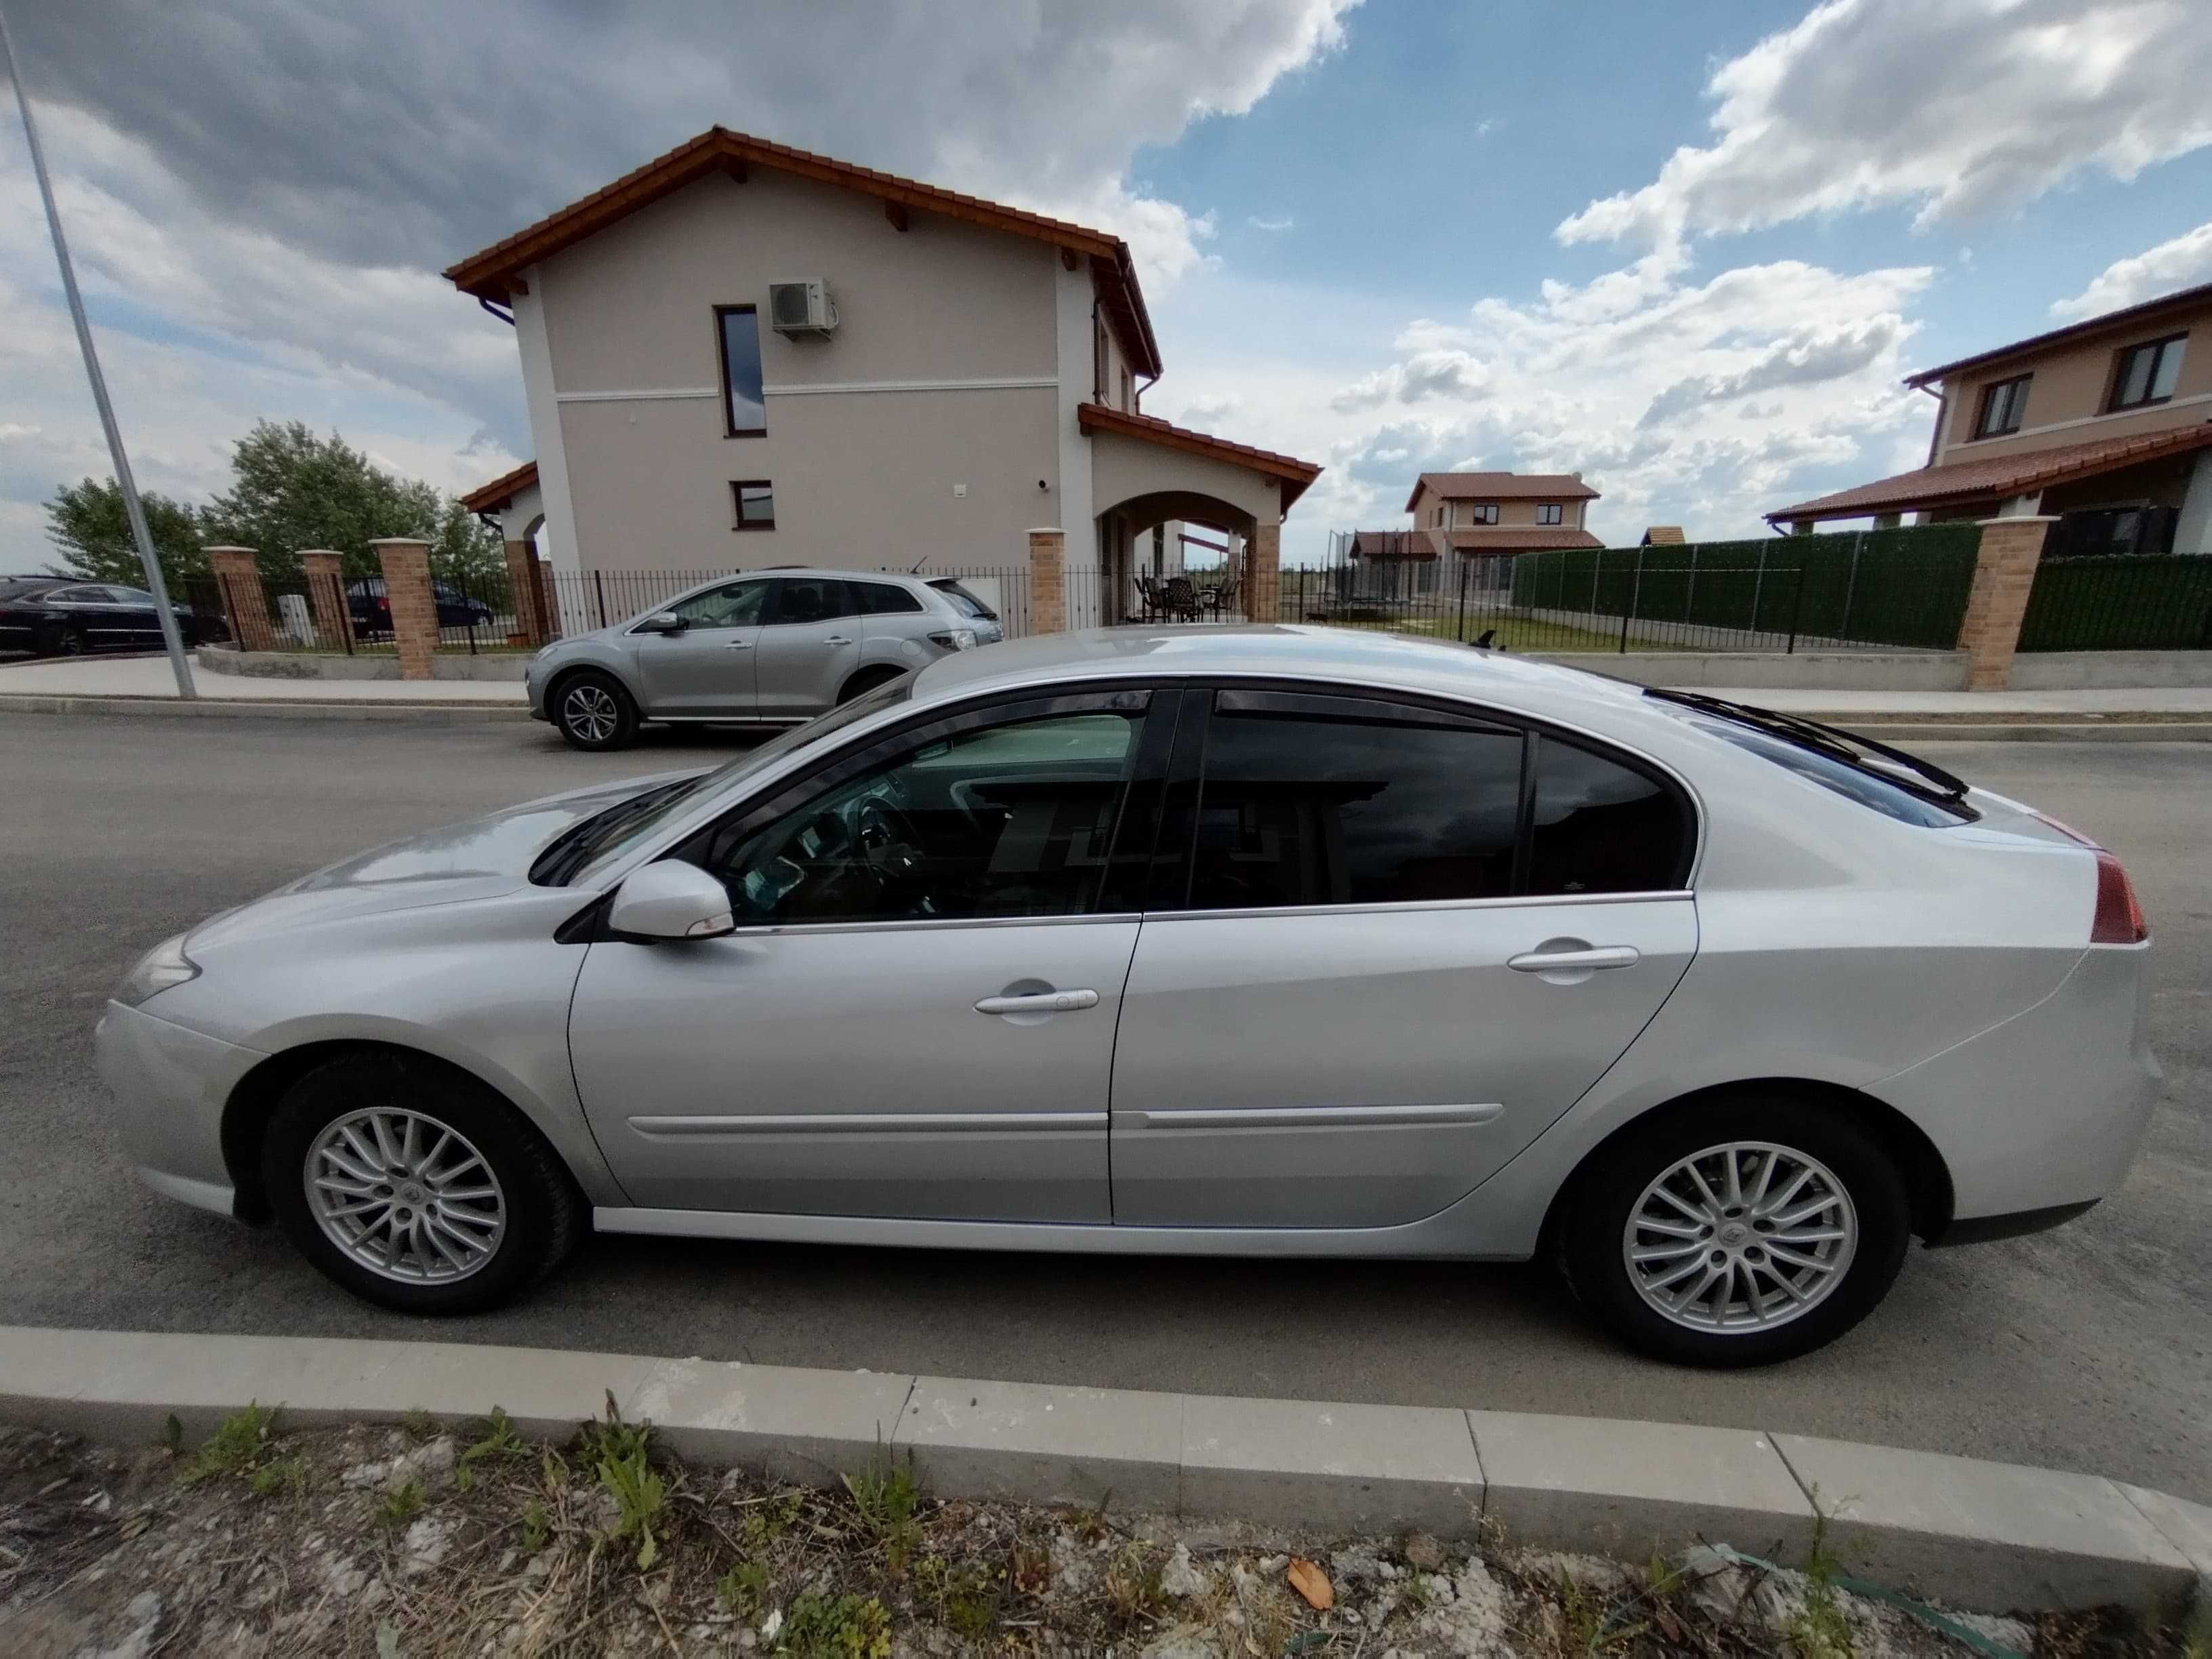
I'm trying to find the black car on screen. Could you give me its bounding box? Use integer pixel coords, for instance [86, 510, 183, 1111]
[0, 577, 223, 656]
[346, 575, 497, 638]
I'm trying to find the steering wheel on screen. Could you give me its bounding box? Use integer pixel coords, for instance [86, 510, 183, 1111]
[855, 798, 924, 877]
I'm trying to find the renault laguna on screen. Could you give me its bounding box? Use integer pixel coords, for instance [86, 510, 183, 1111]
[96, 626, 2156, 1366]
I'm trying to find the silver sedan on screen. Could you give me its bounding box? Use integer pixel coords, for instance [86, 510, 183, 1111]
[96, 626, 2158, 1366]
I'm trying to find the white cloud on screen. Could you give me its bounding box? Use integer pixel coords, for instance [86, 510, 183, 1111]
[2052, 220, 2212, 319]
[1248, 214, 1296, 232]
[1559, 0, 2212, 251]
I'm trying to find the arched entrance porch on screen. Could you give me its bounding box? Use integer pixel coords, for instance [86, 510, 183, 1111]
[1092, 489, 1257, 626]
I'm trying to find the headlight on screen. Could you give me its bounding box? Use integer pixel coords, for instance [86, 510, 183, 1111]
[927, 628, 979, 652]
[114, 933, 200, 1007]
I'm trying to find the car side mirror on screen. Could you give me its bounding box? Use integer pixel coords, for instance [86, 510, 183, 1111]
[607, 861, 734, 941]
[634, 611, 688, 634]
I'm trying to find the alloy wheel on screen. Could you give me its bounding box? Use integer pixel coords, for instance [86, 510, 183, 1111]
[562, 683, 618, 743]
[303, 1108, 507, 1284]
[1622, 1141, 1857, 1333]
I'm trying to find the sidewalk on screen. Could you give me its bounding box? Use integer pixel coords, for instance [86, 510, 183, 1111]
[0, 653, 525, 703]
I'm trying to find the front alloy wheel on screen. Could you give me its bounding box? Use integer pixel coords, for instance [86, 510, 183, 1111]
[554, 671, 638, 752]
[304, 1107, 507, 1284]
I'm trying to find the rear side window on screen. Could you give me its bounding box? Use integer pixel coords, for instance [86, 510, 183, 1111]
[1527, 735, 1688, 895]
[850, 581, 924, 615]
[1185, 691, 1524, 909]
[930, 579, 997, 621]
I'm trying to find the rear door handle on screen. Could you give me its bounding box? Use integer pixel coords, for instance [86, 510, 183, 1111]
[822, 634, 853, 646]
[1507, 946, 1641, 972]
[722, 639, 754, 649]
[975, 989, 1099, 1015]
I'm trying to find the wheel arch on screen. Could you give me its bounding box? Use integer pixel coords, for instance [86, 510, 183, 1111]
[839, 661, 910, 703]
[543, 658, 640, 718]
[1538, 1077, 1955, 1254]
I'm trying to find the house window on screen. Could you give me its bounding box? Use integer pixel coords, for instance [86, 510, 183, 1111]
[731, 480, 775, 530]
[1536, 503, 1563, 525]
[1462, 503, 1499, 526]
[1973, 373, 2032, 438]
[2109, 335, 2186, 411]
[717, 306, 766, 436]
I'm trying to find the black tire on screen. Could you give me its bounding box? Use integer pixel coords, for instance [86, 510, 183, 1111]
[1555, 1096, 1910, 1368]
[38, 624, 87, 657]
[552, 669, 639, 751]
[262, 1050, 584, 1316]
[838, 664, 908, 704]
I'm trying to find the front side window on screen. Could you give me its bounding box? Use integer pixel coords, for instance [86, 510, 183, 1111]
[2110, 335, 2186, 411]
[1536, 503, 1564, 525]
[663, 581, 768, 630]
[718, 306, 766, 435]
[766, 576, 855, 626]
[1185, 691, 1524, 910]
[733, 480, 775, 531]
[690, 707, 1147, 926]
[1973, 373, 2032, 438]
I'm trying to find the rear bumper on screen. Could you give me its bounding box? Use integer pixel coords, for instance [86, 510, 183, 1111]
[94, 1000, 264, 1220]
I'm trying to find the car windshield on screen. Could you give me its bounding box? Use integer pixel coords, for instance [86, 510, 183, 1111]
[1645, 689, 1975, 827]
[531, 673, 918, 886]
[930, 579, 997, 621]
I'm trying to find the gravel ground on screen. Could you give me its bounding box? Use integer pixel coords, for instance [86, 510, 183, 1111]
[0, 1409, 2185, 1658]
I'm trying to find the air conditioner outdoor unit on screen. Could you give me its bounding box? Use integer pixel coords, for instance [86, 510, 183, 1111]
[768, 280, 837, 338]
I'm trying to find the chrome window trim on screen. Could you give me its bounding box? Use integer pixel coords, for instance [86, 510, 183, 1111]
[711, 910, 1144, 940]
[1136, 889, 1694, 925]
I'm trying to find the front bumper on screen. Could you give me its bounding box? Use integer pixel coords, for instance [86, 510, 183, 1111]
[94, 1000, 266, 1219]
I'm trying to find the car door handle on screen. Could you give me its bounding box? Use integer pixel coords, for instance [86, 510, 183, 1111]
[1507, 946, 1641, 972]
[722, 639, 754, 650]
[821, 634, 853, 646]
[975, 989, 1099, 1015]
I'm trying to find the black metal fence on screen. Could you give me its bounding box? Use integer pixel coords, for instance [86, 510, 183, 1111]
[191, 567, 528, 656]
[2018, 554, 2212, 651]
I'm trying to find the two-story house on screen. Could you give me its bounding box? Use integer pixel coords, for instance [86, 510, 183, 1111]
[1768, 279, 2212, 556]
[1342, 472, 1603, 595]
[446, 127, 1318, 626]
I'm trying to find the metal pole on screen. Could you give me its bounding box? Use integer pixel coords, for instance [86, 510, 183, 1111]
[1, 3, 194, 697]
[592, 570, 607, 630]
[1456, 554, 1470, 643]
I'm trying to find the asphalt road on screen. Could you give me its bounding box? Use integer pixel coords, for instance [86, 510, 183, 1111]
[1, 712, 2206, 1500]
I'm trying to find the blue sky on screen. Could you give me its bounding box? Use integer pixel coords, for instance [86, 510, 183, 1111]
[5, 0, 2212, 569]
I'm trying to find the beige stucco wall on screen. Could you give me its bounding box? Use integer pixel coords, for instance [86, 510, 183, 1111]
[559, 384, 1059, 575]
[1936, 308, 2212, 463]
[1416, 493, 1591, 530]
[1090, 430, 1281, 534]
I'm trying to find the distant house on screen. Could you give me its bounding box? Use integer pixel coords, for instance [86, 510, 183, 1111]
[1768, 279, 2212, 556]
[1343, 471, 1601, 595]
[1640, 525, 1685, 546]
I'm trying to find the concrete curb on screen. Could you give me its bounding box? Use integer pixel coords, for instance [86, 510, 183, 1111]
[0, 692, 531, 722]
[1, 1326, 2205, 1618]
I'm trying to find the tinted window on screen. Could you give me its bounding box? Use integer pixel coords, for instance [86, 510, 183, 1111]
[52, 587, 112, 604]
[766, 577, 855, 626]
[695, 709, 1145, 925]
[719, 306, 766, 434]
[1526, 735, 1687, 895]
[1185, 691, 1523, 910]
[666, 581, 767, 629]
[851, 581, 924, 615]
[930, 579, 997, 621]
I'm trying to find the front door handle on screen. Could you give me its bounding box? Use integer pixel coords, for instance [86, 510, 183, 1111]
[821, 634, 853, 646]
[975, 989, 1099, 1015]
[722, 639, 754, 650]
[1507, 945, 1641, 973]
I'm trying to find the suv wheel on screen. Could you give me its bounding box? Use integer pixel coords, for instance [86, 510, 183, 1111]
[262, 1051, 583, 1315]
[554, 670, 638, 751]
[1557, 1097, 1909, 1367]
[838, 664, 908, 704]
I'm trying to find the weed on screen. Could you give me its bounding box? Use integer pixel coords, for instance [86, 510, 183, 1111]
[248, 1455, 306, 1499]
[916, 1554, 1000, 1637]
[2182, 1599, 2210, 1659]
[401, 1406, 438, 1441]
[842, 1460, 922, 1572]
[590, 1401, 665, 1570]
[1786, 1523, 1856, 1659]
[178, 1402, 281, 1486]
[1101, 1542, 1167, 1625]
[775, 1589, 891, 1658]
[455, 1406, 529, 1491]
[741, 1488, 806, 1549]
[718, 1558, 772, 1618]
[541, 1448, 569, 1494]
[520, 1497, 550, 1553]
[1401, 1571, 1437, 1613]
[381, 1479, 424, 1529]
[1010, 1540, 1051, 1599]
[161, 1414, 184, 1454]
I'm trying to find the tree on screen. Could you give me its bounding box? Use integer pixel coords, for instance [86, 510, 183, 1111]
[201, 420, 436, 579]
[430, 496, 508, 588]
[43, 479, 205, 589]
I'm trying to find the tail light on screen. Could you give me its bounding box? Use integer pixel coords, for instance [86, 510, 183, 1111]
[2091, 851, 2148, 944]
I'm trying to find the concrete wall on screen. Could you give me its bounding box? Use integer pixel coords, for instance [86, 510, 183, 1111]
[196, 645, 529, 682]
[1090, 430, 1281, 532]
[2007, 649, 2212, 689]
[1936, 305, 2212, 464]
[532, 169, 1063, 575]
[1532, 651, 1973, 691]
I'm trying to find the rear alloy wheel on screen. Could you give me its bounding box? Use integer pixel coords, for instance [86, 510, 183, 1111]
[263, 1052, 582, 1315]
[554, 670, 638, 752]
[42, 625, 87, 657]
[1558, 1099, 1908, 1367]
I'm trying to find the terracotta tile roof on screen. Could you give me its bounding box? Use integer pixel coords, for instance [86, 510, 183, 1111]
[1442, 527, 1605, 552]
[1076, 403, 1323, 512]
[1767, 423, 2212, 522]
[1641, 525, 1686, 545]
[459, 459, 539, 514]
[1904, 279, 2212, 388]
[1349, 529, 1439, 559]
[1405, 471, 1598, 512]
[443, 127, 1160, 377]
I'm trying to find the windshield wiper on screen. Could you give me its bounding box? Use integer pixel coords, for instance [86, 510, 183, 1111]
[1643, 688, 1969, 802]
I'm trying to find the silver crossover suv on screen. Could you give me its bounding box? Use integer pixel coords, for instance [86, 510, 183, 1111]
[525, 567, 1004, 750]
[98, 627, 2157, 1366]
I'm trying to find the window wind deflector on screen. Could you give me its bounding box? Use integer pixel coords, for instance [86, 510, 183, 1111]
[1643, 687, 1970, 803]
[531, 779, 699, 886]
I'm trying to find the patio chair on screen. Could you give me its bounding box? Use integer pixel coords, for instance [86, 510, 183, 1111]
[1132, 572, 1160, 623]
[1161, 575, 1202, 622]
[1203, 575, 1240, 620]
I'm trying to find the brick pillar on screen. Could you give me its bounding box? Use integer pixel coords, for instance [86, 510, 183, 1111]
[204, 546, 274, 651]
[1027, 527, 1067, 634]
[502, 540, 546, 645]
[370, 537, 437, 680]
[297, 550, 350, 649]
[1957, 516, 2054, 691]
[1248, 521, 1282, 625]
